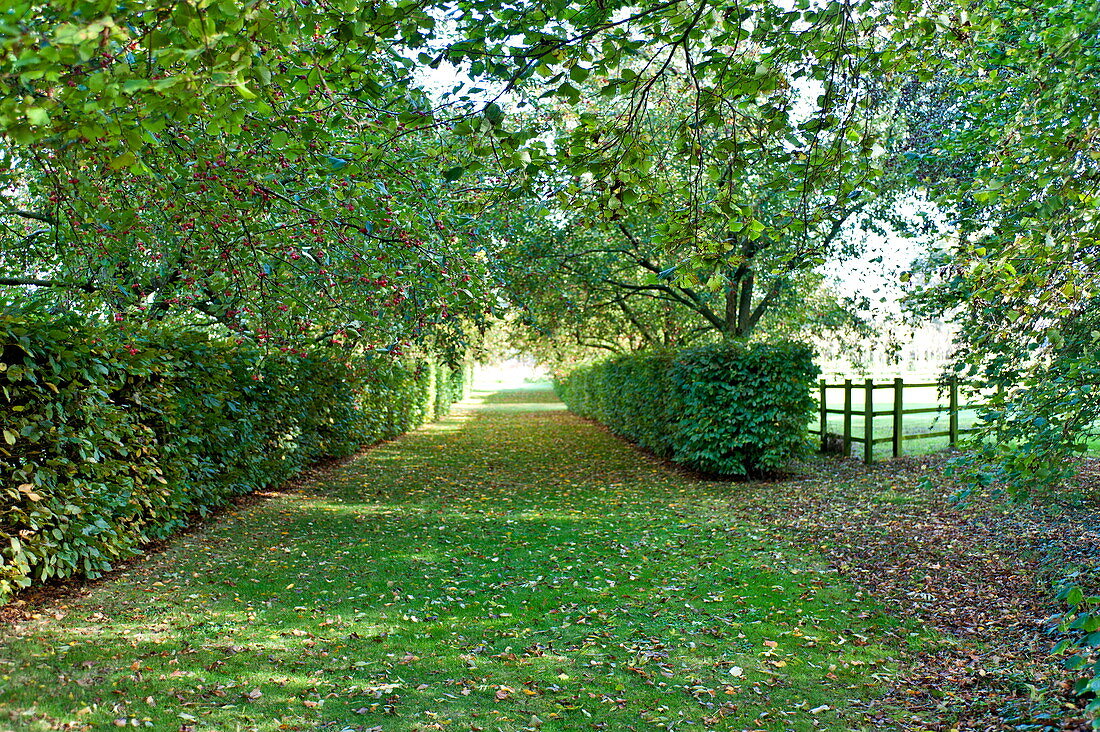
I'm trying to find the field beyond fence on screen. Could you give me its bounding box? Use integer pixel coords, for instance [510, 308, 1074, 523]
[810, 378, 985, 463]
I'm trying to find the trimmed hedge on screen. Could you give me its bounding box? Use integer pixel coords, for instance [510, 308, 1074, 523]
[0, 313, 465, 598]
[434, 361, 470, 419]
[555, 342, 818, 476]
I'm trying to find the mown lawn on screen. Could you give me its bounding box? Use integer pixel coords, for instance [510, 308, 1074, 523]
[0, 387, 936, 731]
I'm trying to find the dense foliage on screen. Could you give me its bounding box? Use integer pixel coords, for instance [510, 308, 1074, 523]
[0, 310, 465, 598]
[1056, 587, 1100, 721]
[888, 2, 1100, 713]
[1, 0, 507, 351]
[555, 342, 818, 476]
[1, 0, 909, 353]
[898, 0, 1100, 499]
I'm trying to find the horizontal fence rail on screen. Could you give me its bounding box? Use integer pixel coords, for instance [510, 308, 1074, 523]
[808, 377, 984, 464]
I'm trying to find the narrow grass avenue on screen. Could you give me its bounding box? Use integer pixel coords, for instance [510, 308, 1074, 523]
[1, 387, 948, 731]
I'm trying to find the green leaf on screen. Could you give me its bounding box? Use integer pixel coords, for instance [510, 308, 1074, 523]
[484, 102, 504, 124]
[25, 107, 50, 126]
[557, 83, 581, 103]
[109, 152, 137, 170]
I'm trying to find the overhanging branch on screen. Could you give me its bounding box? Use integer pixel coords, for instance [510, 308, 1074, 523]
[0, 276, 93, 291]
[2, 209, 58, 226]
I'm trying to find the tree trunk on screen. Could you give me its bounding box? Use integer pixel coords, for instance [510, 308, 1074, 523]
[724, 271, 755, 339]
[737, 270, 754, 337]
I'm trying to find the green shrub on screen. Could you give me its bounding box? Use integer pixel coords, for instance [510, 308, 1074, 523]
[0, 312, 465, 598]
[1053, 586, 1100, 727]
[669, 342, 818, 475]
[555, 342, 818, 476]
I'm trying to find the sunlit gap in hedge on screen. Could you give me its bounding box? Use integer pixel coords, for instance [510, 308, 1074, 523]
[418, 395, 482, 434]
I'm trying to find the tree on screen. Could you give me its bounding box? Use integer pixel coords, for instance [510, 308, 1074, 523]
[895, 4, 1100, 715]
[0, 1, 505, 350]
[488, 51, 900, 361]
[496, 195, 870, 366]
[0, 0, 937, 357]
[896, 0, 1100, 495]
[2, 101, 494, 350]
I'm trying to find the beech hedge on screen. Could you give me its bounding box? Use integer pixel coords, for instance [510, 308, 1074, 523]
[0, 313, 466, 598]
[555, 342, 818, 476]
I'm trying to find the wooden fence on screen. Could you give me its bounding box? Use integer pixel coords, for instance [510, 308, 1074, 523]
[809, 378, 982, 464]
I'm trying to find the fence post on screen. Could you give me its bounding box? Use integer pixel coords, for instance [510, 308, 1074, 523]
[949, 376, 959, 447]
[892, 377, 903, 458]
[864, 378, 874, 464]
[843, 378, 853, 458]
[819, 379, 827, 453]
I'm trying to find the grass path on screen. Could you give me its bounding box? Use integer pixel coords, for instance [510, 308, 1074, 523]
[0, 387, 1031, 731]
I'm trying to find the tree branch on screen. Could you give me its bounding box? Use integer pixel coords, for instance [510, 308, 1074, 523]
[0, 276, 94, 291]
[746, 278, 784, 332]
[613, 222, 725, 331]
[574, 332, 622, 353]
[2, 209, 58, 226]
[601, 277, 726, 331]
[615, 299, 655, 344]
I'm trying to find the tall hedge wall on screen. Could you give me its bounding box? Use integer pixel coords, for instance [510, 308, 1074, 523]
[0, 313, 466, 598]
[554, 342, 818, 476]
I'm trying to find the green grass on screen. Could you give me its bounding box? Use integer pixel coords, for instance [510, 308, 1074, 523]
[0, 388, 930, 731]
